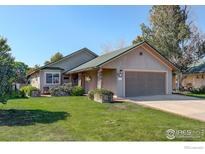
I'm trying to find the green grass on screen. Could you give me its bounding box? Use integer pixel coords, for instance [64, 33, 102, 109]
[185, 93, 205, 99]
[0, 96, 205, 141]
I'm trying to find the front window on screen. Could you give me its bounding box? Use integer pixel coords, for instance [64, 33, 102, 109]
[46, 73, 60, 84]
[46, 73, 52, 84]
[53, 73, 60, 84]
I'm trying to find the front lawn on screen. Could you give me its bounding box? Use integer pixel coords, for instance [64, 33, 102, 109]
[185, 93, 205, 99]
[0, 96, 205, 141]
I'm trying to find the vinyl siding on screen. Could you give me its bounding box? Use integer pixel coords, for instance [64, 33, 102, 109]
[30, 72, 40, 89]
[102, 47, 173, 97]
[47, 51, 97, 72]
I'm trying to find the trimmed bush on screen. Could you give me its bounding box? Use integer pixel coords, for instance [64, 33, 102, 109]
[93, 88, 114, 96]
[89, 88, 114, 103]
[20, 85, 40, 97]
[88, 90, 94, 100]
[71, 86, 85, 96]
[50, 83, 72, 96]
[190, 86, 205, 94]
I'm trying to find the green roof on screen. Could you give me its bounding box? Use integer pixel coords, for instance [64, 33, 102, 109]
[186, 59, 205, 74]
[67, 43, 140, 73]
[27, 48, 97, 77]
[67, 41, 178, 73]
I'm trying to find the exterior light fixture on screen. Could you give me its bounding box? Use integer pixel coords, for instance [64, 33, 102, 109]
[119, 70, 123, 77]
[118, 69, 123, 80]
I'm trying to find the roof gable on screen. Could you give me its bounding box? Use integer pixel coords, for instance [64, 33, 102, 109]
[42, 48, 98, 69]
[67, 41, 179, 73]
[27, 48, 98, 77]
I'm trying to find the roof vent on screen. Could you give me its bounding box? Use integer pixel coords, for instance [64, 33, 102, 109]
[139, 52, 143, 56]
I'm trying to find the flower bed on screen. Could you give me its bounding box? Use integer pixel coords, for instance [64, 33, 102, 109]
[49, 83, 72, 96]
[88, 88, 114, 103]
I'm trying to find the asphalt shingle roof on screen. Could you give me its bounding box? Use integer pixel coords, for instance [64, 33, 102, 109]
[27, 48, 97, 77]
[67, 41, 178, 73]
[186, 60, 205, 73]
[67, 42, 142, 73]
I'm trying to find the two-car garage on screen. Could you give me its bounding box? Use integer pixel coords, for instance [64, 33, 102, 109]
[67, 41, 178, 98]
[125, 71, 166, 97]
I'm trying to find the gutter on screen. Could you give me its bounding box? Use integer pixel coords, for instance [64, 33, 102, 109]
[67, 67, 99, 74]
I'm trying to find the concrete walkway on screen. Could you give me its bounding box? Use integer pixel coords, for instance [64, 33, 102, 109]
[122, 94, 205, 122]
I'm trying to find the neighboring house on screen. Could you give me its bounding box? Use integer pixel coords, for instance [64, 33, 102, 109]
[65, 41, 179, 97]
[182, 60, 205, 89]
[28, 41, 179, 97]
[27, 48, 98, 93]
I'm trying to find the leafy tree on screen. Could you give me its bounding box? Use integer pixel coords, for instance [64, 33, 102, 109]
[34, 64, 41, 69]
[27, 64, 41, 75]
[50, 52, 63, 62]
[44, 52, 63, 65]
[44, 61, 50, 65]
[132, 36, 144, 44]
[133, 5, 205, 71]
[0, 37, 14, 103]
[14, 61, 29, 83]
[177, 25, 205, 70]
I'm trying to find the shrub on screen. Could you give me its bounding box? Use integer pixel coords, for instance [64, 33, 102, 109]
[88, 90, 94, 100]
[71, 86, 85, 96]
[93, 88, 114, 96]
[190, 86, 205, 94]
[9, 90, 25, 99]
[20, 85, 39, 97]
[89, 88, 114, 103]
[50, 84, 72, 96]
[199, 86, 205, 93]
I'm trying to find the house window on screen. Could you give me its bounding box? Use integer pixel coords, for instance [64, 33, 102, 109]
[46, 73, 60, 84]
[53, 73, 60, 84]
[46, 73, 53, 84]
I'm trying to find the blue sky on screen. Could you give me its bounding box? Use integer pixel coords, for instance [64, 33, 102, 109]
[0, 6, 204, 67]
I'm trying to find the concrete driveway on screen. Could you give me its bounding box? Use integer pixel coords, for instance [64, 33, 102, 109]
[124, 94, 205, 122]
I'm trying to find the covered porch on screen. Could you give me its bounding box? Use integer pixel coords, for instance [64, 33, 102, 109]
[65, 68, 118, 94]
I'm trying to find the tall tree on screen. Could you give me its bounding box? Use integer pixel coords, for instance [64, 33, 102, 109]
[0, 37, 14, 103]
[34, 64, 41, 69]
[14, 61, 29, 83]
[133, 5, 205, 71]
[132, 36, 144, 44]
[44, 52, 63, 65]
[27, 64, 41, 75]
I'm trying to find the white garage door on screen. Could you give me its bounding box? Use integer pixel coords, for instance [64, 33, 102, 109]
[125, 71, 166, 97]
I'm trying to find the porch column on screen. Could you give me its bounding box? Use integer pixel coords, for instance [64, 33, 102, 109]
[97, 68, 103, 89]
[116, 68, 124, 97]
[78, 73, 82, 86]
[69, 74, 72, 85]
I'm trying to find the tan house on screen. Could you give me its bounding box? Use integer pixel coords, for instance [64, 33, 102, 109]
[182, 61, 205, 89]
[27, 48, 98, 93]
[66, 41, 179, 97]
[28, 41, 179, 97]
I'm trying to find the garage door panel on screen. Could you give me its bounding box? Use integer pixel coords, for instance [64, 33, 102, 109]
[125, 71, 166, 97]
